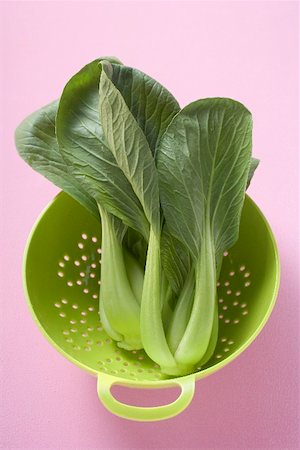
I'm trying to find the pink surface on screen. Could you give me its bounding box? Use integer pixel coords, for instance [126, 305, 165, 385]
[1, 1, 299, 449]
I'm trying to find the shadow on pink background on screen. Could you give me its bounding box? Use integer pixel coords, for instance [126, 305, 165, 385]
[0, 1, 299, 449]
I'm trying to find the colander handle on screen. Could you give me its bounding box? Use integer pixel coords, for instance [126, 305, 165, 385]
[97, 373, 195, 421]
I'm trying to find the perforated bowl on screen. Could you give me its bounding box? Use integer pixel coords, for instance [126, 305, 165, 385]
[23, 192, 279, 421]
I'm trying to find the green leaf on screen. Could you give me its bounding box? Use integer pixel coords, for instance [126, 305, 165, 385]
[56, 58, 151, 350]
[56, 59, 149, 240]
[99, 62, 160, 233]
[123, 227, 148, 268]
[159, 153, 257, 296]
[99, 61, 182, 297]
[106, 63, 180, 154]
[160, 224, 191, 295]
[99, 62, 183, 368]
[15, 100, 99, 219]
[157, 98, 252, 261]
[157, 98, 252, 372]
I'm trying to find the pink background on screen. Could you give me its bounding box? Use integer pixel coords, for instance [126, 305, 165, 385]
[1, 1, 299, 449]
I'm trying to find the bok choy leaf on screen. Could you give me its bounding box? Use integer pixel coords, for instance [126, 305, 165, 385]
[56, 58, 146, 350]
[157, 98, 252, 373]
[15, 100, 99, 219]
[99, 61, 179, 371]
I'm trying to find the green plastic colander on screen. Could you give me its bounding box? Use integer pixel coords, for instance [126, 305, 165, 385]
[23, 192, 280, 421]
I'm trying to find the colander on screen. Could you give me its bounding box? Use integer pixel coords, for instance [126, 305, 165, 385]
[23, 192, 280, 421]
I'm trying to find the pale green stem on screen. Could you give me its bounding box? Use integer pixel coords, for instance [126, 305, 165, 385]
[166, 269, 195, 354]
[98, 204, 142, 350]
[99, 297, 123, 341]
[194, 255, 223, 366]
[196, 294, 219, 367]
[124, 249, 144, 304]
[195, 256, 223, 368]
[174, 222, 216, 370]
[140, 228, 178, 371]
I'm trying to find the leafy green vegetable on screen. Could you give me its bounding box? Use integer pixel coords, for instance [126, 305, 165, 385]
[55, 59, 147, 350]
[56, 59, 149, 240]
[157, 98, 252, 373]
[99, 61, 180, 370]
[104, 63, 180, 155]
[99, 62, 160, 233]
[15, 100, 99, 219]
[14, 70, 146, 347]
[160, 225, 191, 296]
[55, 58, 182, 351]
[15, 56, 259, 376]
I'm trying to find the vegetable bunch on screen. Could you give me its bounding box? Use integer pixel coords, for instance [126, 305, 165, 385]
[15, 57, 258, 376]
